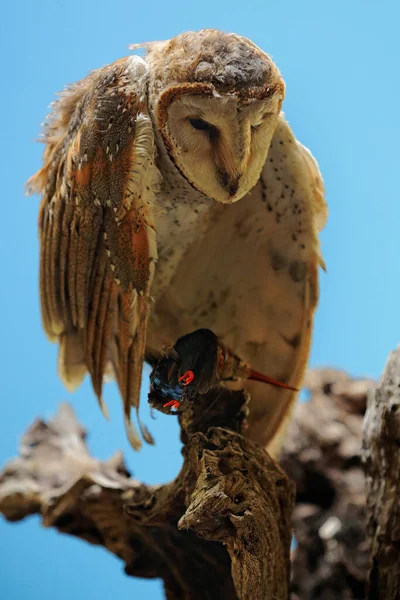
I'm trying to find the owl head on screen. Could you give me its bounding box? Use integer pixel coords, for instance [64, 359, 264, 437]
[139, 29, 285, 204]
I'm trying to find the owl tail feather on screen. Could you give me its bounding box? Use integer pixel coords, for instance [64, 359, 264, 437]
[58, 332, 86, 392]
[124, 414, 142, 451]
[96, 396, 110, 421]
[123, 407, 154, 452]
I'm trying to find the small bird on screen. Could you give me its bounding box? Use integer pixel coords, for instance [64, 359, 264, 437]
[28, 29, 327, 454]
[149, 328, 298, 411]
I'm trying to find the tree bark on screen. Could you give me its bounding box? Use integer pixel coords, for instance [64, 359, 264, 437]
[362, 348, 400, 600]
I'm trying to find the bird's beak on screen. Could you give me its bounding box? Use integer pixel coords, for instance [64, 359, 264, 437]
[214, 124, 246, 200]
[217, 169, 242, 198]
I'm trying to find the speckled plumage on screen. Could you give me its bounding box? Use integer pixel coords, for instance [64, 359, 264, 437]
[28, 29, 327, 454]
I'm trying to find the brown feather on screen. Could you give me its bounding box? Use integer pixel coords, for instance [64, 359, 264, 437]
[39, 201, 53, 339]
[86, 251, 108, 378]
[58, 331, 86, 391]
[59, 194, 74, 325]
[28, 56, 159, 449]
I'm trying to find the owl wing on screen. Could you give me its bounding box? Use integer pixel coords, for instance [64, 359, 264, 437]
[148, 114, 327, 456]
[27, 56, 160, 449]
[239, 114, 327, 455]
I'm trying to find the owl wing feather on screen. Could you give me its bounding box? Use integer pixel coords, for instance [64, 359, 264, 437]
[148, 115, 327, 456]
[241, 114, 327, 455]
[27, 56, 159, 449]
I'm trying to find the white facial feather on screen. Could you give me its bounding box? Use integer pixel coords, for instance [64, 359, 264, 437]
[163, 94, 282, 203]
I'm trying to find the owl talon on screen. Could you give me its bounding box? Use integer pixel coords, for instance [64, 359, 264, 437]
[163, 399, 181, 409]
[178, 370, 195, 386]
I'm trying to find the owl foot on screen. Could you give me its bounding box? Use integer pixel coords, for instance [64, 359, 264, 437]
[163, 399, 181, 410]
[178, 370, 195, 386]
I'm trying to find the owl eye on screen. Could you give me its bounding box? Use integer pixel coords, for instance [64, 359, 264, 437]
[251, 113, 274, 132]
[188, 118, 215, 133]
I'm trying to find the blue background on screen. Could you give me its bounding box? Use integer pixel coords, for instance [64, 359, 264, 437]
[1, 1, 399, 597]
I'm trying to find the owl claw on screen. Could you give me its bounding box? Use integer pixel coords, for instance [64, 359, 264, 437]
[163, 399, 181, 409]
[178, 370, 195, 385]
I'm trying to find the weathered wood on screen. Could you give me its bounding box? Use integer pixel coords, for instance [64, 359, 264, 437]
[0, 387, 295, 600]
[362, 348, 400, 600]
[281, 368, 373, 600]
[4, 362, 396, 600]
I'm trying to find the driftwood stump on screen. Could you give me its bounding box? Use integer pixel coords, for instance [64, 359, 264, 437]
[362, 348, 400, 599]
[1, 359, 400, 599]
[0, 387, 295, 600]
[282, 368, 373, 599]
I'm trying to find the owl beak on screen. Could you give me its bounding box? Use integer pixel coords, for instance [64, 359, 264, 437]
[228, 176, 241, 198]
[217, 169, 242, 198]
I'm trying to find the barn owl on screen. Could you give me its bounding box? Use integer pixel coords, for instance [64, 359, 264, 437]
[28, 29, 327, 455]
